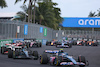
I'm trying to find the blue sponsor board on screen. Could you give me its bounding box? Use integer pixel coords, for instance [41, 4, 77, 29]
[13, 39, 24, 43]
[40, 27, 43, 33]
[42, 39, 47, 45]
[24, 25, 28, 35]
[62, 17, 100, 28]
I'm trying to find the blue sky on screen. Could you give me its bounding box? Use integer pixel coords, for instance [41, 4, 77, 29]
[0, 0, 100, 17]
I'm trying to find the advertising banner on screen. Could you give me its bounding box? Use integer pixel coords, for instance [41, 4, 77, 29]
[0, 39, 13, 48]
[40, 27, 43, 33]
[44, 28, 47, 36]
[17, 26, 20, 33]
[13, 39, 24, 43]
[42, 39, 47, 45]
[24, 25, 28, 35]
[62, 17, 100, 27]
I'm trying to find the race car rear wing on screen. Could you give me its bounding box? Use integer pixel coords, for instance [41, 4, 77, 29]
[44, 50, 59, 54]
[5, 44, 12, 46]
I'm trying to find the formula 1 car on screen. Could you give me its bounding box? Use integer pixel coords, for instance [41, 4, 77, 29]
[1, 42, 23, 54]
[86, 41, 98, 46]
[40, 50, 89, 67]
[46, 40, 58, 46]
[4, 43, 38, 59]
[12, 48, 38, 59]
[77, 40, 86, 46]
[56, 40, 72, 48]
[24, 38, 42, 48]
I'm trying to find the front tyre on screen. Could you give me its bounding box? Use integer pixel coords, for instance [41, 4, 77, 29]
[40, 53, 49, 64]
[8, 49, 13, 58]
[78, 56, 86, 67]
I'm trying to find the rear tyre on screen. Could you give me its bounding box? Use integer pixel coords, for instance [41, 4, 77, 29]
[40, 43, 42, 47]
[78, 56, 86, 67]
[46, 42, 48, 46]
[1, 47, 2, 54]
[13, 51, 19, 59]
[8, 49, 13, 58]
[33, 51, 38, 60]
[69, 43, 72, 48]
[40, 53, 48, 64]
[1, 47, 7, 54]
[38, 43, 42, 47]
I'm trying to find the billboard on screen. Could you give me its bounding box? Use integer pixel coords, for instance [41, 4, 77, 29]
[44, 28, 47, 36]
[40, 27, 43, 33]
[24, 25, 28, 35]
[13, 39, 24, 43]
[0, 39, 13, 48]
[62, 17, 100, 27]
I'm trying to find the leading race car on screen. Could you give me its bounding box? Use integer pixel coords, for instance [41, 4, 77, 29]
[40, 49, 89, 67]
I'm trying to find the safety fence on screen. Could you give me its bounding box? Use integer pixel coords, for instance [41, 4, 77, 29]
[0, 38, 48, 48]
[0, 19, 100, 41]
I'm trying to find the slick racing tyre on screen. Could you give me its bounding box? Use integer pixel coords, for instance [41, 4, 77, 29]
[68, 43, 72, 48]
[54, 56, 62, 66]
[13, 51, 19, 59]
[40, 53, 48, 64]
[78, 56, 86, 67]
[1, 47, 7, 54]
[33, 51, 38, 60]
[39, 43, 42, 47]
[8, 49, 13, 58]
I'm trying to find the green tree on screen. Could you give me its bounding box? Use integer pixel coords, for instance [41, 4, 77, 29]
[97, 8, 100, 17]
[0, 0, 7, 8]
[35, 0, 62, 29]
[16, 0, 62, 30]
[15, 5, 28, 21]
[15, 0, 33, 23]
[88, 11, 96, 17]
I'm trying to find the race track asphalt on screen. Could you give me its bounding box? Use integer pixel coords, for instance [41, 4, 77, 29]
[0, 45, 100, 67]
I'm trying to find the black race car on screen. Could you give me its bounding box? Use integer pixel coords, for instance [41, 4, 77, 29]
[8, 47, 38, 60]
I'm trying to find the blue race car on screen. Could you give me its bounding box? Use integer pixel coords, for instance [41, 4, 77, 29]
[8, 46, 39, 60]
[40, 49, 89, 67]
[56, 40, 72, 48]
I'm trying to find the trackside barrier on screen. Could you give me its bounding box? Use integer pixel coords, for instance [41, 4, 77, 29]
[13, 38, 24, 43]
[37, 39, 42, 43]
[42, 39, 47, 45]
[0, 38, 54, 49]
[0, 39, 13, 48]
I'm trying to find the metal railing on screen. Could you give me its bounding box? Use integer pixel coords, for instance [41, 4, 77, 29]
[0, 19, 100, 40]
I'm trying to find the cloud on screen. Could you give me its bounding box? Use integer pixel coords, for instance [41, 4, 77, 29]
[0, 12, 16, 17]
[0, 0, 100, 17]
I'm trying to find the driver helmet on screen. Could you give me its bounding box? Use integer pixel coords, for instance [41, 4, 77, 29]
[59, 49, 64, 52]
[63, 37, 66, 40]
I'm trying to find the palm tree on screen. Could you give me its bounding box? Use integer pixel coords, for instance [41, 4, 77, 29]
[15, 5, 28, 21]
[15, 0, 43, 23]
[0, 0, 7, 8]
[97, 8, 100, 17]
[36, 0, 62, 29]
[39, 14, 44, 24]
[15, 0, 33, 23]
[88, 11, 96, 17]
